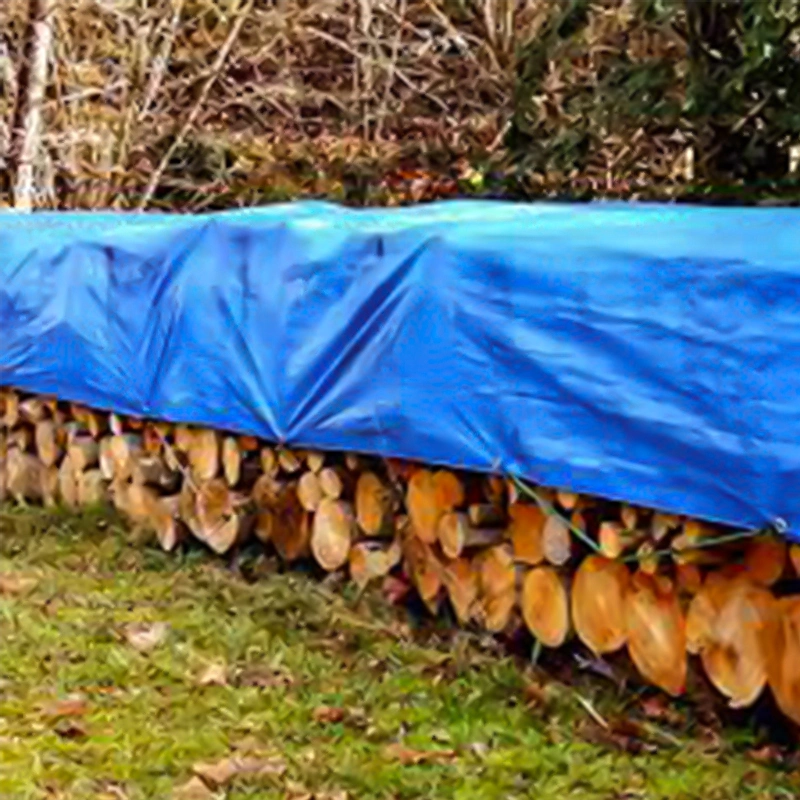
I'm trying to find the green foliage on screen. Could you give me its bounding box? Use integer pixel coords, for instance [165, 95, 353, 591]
[508, 0, 800, 202]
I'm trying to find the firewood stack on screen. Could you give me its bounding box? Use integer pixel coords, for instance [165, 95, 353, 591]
[1, 386, 799, 725]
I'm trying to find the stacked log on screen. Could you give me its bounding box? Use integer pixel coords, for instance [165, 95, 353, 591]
[1, 386, 799, 725]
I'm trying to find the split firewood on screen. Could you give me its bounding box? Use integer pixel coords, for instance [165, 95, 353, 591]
[521, 565, 570, 647]
[305, 451, 326, 473]
[319, 466, 352, 500]
[76, 469, 107, 507]
[9, 426, 33, 452]
[98, 437, 115, 480]
[432, 469, 465, 511]
[348, 539, 402, 590]
[73, 405, 105, 439]
[68, 435, 99, 472]
[404, 535, 443, 614]
[437, 512, 505, 560]
[6, 448, 46, 503]
[185, 478, 249, 555]
[508, 503, 546, 565]
[311, 498, 355, 571]
[277, 447, 302, 474]
[742, 535, 787, 586]
[173, 425, 193, 453]
[407, 469, 440, 543]
[625, 572, 686, 696]
[786, 544, 800, 577]
[260, 447, 279, 477]
[143, 423, 164, 455]
[251, 473, 284, 510]
[556, 490, 580, 511]
[19, 397, 50, 424]
[151, 495, 186, 552]
[355, 472, 395, 536]
[344, 453, 361, 472]
[222, 437, 242, 486]
[187, 429, 220, 482]
[762, 596, 800, 726]
[41, 466, 59, 507]
[571, 555, 629, 655]
[35, 419, 62, 467]
[542, 515, 573, 566]
[441, 557, 479, 624]
[480, 588, 517, 633]
[698, 578, 773, 708]
[598, 521, 644, 560]
[297, 471, 324, 512]
[58, 455, 80, 509]
[269, 490, 311, 562]
[675, 563, 703, 596]
[474, 544, 516, 632]
[109, 434, 143, 482]
[2, 390, 20, 428]
[619, 504, 640, 531]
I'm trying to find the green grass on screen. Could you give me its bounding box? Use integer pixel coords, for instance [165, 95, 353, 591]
[0, 507, 795, 800]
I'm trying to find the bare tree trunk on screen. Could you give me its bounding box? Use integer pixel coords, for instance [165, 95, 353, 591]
[12, 0, 55, 211]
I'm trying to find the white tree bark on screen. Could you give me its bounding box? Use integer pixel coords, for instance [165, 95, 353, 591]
[13, 0, 55, 212]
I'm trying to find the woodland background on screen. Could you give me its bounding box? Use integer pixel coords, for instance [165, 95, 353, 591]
[1, 0, 799, 211]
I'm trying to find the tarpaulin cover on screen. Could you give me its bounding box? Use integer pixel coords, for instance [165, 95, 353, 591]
[1, 201, 798, 537]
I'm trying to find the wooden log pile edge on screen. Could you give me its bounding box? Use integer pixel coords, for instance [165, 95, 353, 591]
[1, 387, 799, 725]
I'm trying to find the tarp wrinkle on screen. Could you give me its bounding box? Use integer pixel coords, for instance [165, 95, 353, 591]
[0, 200, 797, 539]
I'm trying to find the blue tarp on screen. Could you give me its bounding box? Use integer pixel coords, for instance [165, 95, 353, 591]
[1, 200, 798, 537]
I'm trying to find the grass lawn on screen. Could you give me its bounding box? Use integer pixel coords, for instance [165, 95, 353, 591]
[0, 506, 795, 800]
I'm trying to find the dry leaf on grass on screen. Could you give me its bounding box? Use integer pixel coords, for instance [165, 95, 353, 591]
[0, 573, 38, 595]
[173, 777, 217, 800]
[41, 696, 88, 719]
[196, 661, 228, 687]
[192, 755, 287, 788]
[312, 705, 346, 724]
[236, 665, 295, 689]
[383, 743, 457, 765]
[54, 718, 88, 739]
[123, 622, 170, 653]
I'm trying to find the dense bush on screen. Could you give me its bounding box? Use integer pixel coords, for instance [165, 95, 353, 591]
[1, 0, 799, 208]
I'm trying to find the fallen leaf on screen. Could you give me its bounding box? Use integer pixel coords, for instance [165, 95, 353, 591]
[193, 755, 286, 788]
[313, 705, 346, 724]
[54, 718, 87, 739]
[173, 777, 216, 800]
[197, 662, 228, 687]
[0, 574, 38, 595]
[236, 665, 294, 689]
[123, 622, 169, 653]
[42, 697, 88, 719]
[383, 743, 457, 765]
